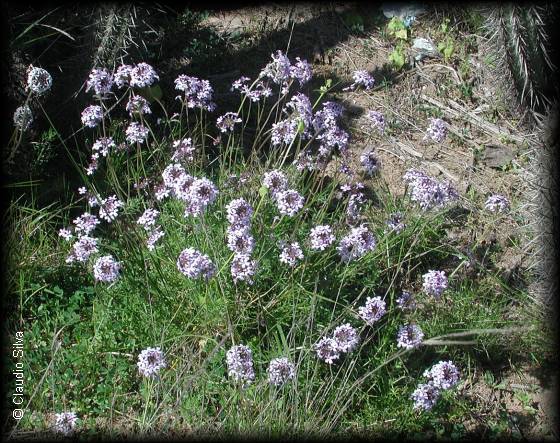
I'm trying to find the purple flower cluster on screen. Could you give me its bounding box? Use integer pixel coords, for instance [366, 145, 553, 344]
[93, 255, 121, 283]
[484, 194, 510, 212]
[98, 195, 124, 223]
[385, 212, 406, 234]
[125, 122, 149, 144]
[412, 361, 460, 411]
[396, 291, 416, 311]
[309, 225, 335, 251]
[66, 235, 98, 264]
[271, 119, 298, 146]
[360, 149, 380, 176]
[312, 101, 349, 154]
[279, 241, 304, 267]
[54, 412, 78, 435]
[260, 50, 292, 86]
[226, 198, 254, 227]
[344, 70, 375, 91]
[92, 137, 116, 157]
[146, 227, 165, 251]
[137, 347, 166, 377]
[422, 270, 448, 298]
[285, 93, 313, 137]
[130, 62, 159, 88]
[13, 105, 33, 130]
[81, 105, 103, 128]
[126, 95, 151, 116]
[86, 68, 114, 95]
[230, 253, 257, 284]
[226, 227, 255, 254]
[114, 64, 134, 88]
[137, 208, 160, 231]
[290, 57, 313, 85]
[58, 228, 73, 241]
[367, 110, 386, 134]
[177, 247, 216, 280]
[27, 66, 52, 95]
[396, 324, 424, 349]
[73, 213, 100, 235]
[358, 296, 387, 325]
[267, 357, 296, 386]
[424, 117, 447, 143]
[315, 323, 360, 364]
[216, 112, 242, 133]
[174, 75, 216, 111]
[171, 138, 196, 162]
[226, 344, 255, 385]
[275, 189, 305, 217]
[314, 337, 341, 364]
[337, 224, 376, 263]
[411, 382, 441, 411]
[262, 170, 288, 197]
[403, 169, 458, 210]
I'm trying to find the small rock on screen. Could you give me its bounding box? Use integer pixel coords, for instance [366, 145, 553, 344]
[480, 144, 515, 169]
[412, 37, 440, 61]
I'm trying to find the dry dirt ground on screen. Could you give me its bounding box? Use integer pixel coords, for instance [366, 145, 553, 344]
[192, 3, 556, 438]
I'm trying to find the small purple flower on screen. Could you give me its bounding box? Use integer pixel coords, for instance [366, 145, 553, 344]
[226, 198, 253, 227]
[314, 337, 341, 364]
[98, 195, 124, 223]
[309, 225, 335, 251]
[337, 224, 376, 263]
[396, 324, 424, 349]
[289, 57, 312, 85]
[358, 296, 387, 325]
[424, 361, 460, 390]
[332, 323, 360, 353]
[171, 138, 196, 162]
[162, 163, 187, 191]
[263, 170, 288, 196]
[244, 81, 273, 102]
[360, 149, 380, 176]
[226, 228, 255, 254]
[403, 169, 458, 210]
[344, 70, 375, 91]
[86, 68, 114, 95]
[396, 291, 416, 311]
[226, 344, 255, 384]
[484, 194, 510, 213]
[276, 189, 304, 217]
[177, 247, 216, 280]
[27, 66, 52, 95]
[230, 253, 256, 284]
[58, 228, 73, 241]
[411, 382, 441, 411]
[73, 212, 100, 235]
[271, 119, 298, 146]
[13, 105, 33, 130]
[92, 137, 115, 157]
[81, 105, 103, 128]
[126, 95, 151, 116]
[66, 236, 98, 263]
[114, 64, 134, 88]
[422, 270, 448, 298]
[216, 112, 242, 133]
[137, 208, 160, 231]
[189, 177, 219, 209]
[424, 118, 446, 143]
[174, 75, 216, 111]
[386, 212, 406, 234]
[174, 174, 196, 201]
[231, 76, 251, 92]
[54, 412, 78, 435]
[260, 50, 291, 85]
[137, 347, 166, 377]
[279, 241, 304, 267]
[146, 227, 165, 251]
[367, 110, 385, 134]
[286, 93, 313, 136]
[130, 62, 159, 88]
[93, 255, 121, 283]
[267, 357, 296, 386]
[125, 122, 149, 144]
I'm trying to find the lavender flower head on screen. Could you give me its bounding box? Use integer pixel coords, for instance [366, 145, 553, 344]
[314, 337, 341, 364]
[231, 76, 251, 92]
[267, 357, 296, 386]
[332, 323, 360, 353]
[130, 62, 159, 88]
[397, 324, 424, 349]
[396, 291, 416, 311]
[81, 105, 103, 128]
[86, 68, 114, 95]
[424, 360, 460, 390]
[54, 412, 78, 435]
[171, 138, 196, 162]
[424, 117, 447, 143]
[146, 227, 165, 251]
[177, 247, 216, 280]
[485, 194, 510, 213]
[344, 70, 375, 91]
[271, 119, 298, 146]
[263, 170, 288, 196]
[27, 66, 52, 95]
[279, 241, 304, 267]
[13, 105, 33, 130]
[126, 95, 151, 116]
[66, 236, 98, 264]
[58, 228, 73, 241]
[114, 64, 134, 88]
[230, 253, 256, 284]
[93, 255, 121, 283]
[226, 228, 255, 254]
[226, 198, 253, 227]
[411, 382, 441, 411]
[125, 122, 149, 144]
[137, 347, 166, 377]
[174, 75, 216, 111]
[276, 189, 304, 217]
[289, 57, 312, 85]
[260, 50, 291, 85]
[403, 169, 458, 210]
[216, 112, 242, 133]
[360, 149, 381, 176]
[337, 224, 376, 263]
[358, 296, 387, 325]
[226, 344, 255, 384]
[422, 270, 448, 298]
[162, 163, 187, 190]
[386, 212, 406, 234]
[367, 110, 385, 134]
[309, 225, 336, 251]
[98, 195, 124, 223]
[92, 137, 115, 157]
[137, 208, 160, 231]
[73, 212, 99, 235]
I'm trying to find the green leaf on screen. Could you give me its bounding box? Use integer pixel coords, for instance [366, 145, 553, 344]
[258, 186, 268, 198]
[139, 84, 163, 103]
[395, 29, 408, 40]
